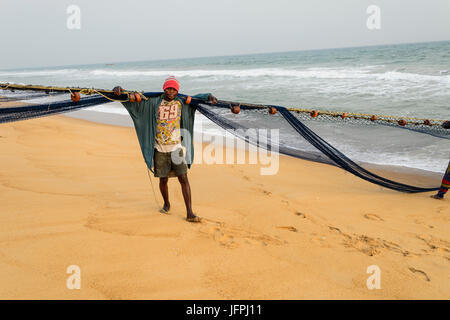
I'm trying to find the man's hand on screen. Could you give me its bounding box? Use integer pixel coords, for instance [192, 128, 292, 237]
[208, 94, 218, 105]
[113, 86, 123, 96]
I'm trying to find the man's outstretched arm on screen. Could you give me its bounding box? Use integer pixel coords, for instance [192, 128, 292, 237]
[111, 86, 147, 118]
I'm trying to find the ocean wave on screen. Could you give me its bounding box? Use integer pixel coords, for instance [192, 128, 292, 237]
[84, 104, 129, 115]
[88, 67, 377, 79]
[68, 68, 450, 86]
[375, 71, 450, 84]
[0, 66, 385, 79]
[2, 67, 449, 86]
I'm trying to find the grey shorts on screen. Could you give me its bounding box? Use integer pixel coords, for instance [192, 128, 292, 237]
[153, 148, 188, 178]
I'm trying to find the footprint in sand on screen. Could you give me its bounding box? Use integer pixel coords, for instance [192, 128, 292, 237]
[415, 220, 434, 229]
[328, 225, 414, 257]
[255, 187, 272, 196]
[408, 267, 431, 282]
[199, 218, 285, 248]
[295, 212, 307, 218]
[436, 206, 448, 214]
[276, 226, 298, 232]
[414, 219, 426, 226]
[213, 228, 237, 248]
[416, 234, 450, 259]
[364, 213, 384, 221]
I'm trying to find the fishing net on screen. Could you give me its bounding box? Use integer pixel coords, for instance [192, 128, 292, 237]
[1, 83, 448, 193]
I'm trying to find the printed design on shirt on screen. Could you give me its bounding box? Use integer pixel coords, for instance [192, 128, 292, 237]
[158, 103, 178, 120]
[156, 99, 182, 146]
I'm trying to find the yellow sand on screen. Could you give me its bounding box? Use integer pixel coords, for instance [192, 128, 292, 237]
[0, 115, 448, 299]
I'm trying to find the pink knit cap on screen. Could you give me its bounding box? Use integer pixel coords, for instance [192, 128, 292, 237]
[163, 76, 180, 92]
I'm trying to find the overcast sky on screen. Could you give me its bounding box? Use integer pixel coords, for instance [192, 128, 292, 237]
[0, 0, 449, 70]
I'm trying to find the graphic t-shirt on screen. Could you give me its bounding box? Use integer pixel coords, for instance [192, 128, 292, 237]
[155, 99, 182, 152]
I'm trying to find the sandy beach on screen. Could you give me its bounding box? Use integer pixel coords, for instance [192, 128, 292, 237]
[0, 112, 449, 300]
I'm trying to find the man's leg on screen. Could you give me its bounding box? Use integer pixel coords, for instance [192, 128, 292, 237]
[177, 173, 200, 221]
[432, 161, 450, 199]
[155, 149, 172, 213]
[159, 177, 170, 212]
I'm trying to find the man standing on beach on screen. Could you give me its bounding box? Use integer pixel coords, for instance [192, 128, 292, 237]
[115, 76, 217, 222]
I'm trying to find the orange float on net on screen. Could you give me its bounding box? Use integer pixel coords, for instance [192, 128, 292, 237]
[398, 119, 407, 126]
[424, 119, 431, 126]
[71, 91, 80, 102]
[185, 96, 192, 104]
[128, 92, 135, 102]
[341, 113, 347, 119]
[134, 92, 142, 103]
[231, 105, 240, 114]
[370, 115, 377, 121]
[310, 110, 318, 118]
[269, 107, 277, 115]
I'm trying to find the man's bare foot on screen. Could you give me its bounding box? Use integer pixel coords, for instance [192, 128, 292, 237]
[186, 214, 202, 223]
[160, 203, 170, 214]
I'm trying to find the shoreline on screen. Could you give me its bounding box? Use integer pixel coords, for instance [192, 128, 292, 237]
[64, 108, 443, 184]
[0, 96, 443, 184]
[1, 92, 447, 178]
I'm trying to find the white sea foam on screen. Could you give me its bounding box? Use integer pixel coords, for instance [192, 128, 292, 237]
[2, 67, 449, 87]
[84, 67, 449, 85]
[375, 71, 450, 84]
[87, 104, 129, 115]
[87, 67, 381, 80]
